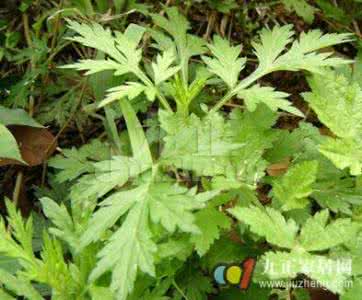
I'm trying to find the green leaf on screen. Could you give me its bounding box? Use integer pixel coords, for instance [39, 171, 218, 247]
[151, 7, 205, 83]
[89, 199, 156, 300]
[0, 202, 80, 297]
[81, 180, 217, 247]
[262, 250, 350, 294]
[315, 0, 349, 25]
[80, 187, 140, 248]
[272, 161, 318, 211]
[320, 137, 362, 176]
[299, 210, 358, 251]
[62, 59, 121, 75]
[252, 25, 295, 71]
[282, 0, 318, 24]
[37, 233, 78, 297]
[215, 284, 270, 300]
[353, 49, 362, 85]
[312, 176, 362, 215]
[342, 232, 362, 276]
[113, 0, 126, 13]
[342, 279, 362, 300]
[4, 199, 35, 260]
[170, 71, 208, 114]
[265, 123, 319, 163]
[202, 36, 246, 89]
[65, 22, 153, 109]
[191, 207, 231, 256]
[48, 139, 110, 182]
[225, 105, 278, 184]
[69, 102, 153, 227]
[303, 71, 362, 140]
[208, 0, 238, 13]
[157, 236, 193, 262]
[71, 99, 152, 206]
[82, 173, 217, 300]
[201, 237, 254, 271]
[210, 25, 353, 112]
[0, 211, 36, 274]
[66, 20, 123, 62]
[272, 30, 353, 73]
[152, 48, 181, 85]
[66, 21, 145, 74]
[90, 52, 124, 103]
[70, 156, 148, 204]
[160, 111, 242, 176]
[151, 7, 189, 52]
[249, 25, 352, 77]
[293, 289, 311, 300]
[303, 71, 362, 175]
[119, 99, 153, 166]
[50, 16, 360, 300]
[0, 124, 24, 162]
[89, 285, 114, 300]
[0, 289, 15, 300]
[98, 82, 148, 108]
[0, 105, 42, 127]
[128, 277, 172, 300]
[0, 270, 42, 300]
[237, 84, 304, 116]
[174, 269, 213, 300]
[40, 197, 78, 250]
[228, 206, 298, 249]
[147, 182, 206, 233]
[0, 256, 20, 274]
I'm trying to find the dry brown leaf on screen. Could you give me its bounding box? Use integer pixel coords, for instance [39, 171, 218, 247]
[309, 287, 338, 300]
[319, 126, 335, 137]
[0, 125, 56, 167]
[267, 158, 290, 176]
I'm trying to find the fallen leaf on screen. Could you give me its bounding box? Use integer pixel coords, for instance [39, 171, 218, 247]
[319, 126, 335, 137]
[309, 287, 338, 300]
[0, 125, 56, 167]
[267, 158, 290, 176]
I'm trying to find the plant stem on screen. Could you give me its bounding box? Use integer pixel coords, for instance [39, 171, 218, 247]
[41, 81, 87, 186]
[135, 69, 173, 112]
[13, 171, 24, 207]
[210, 68, 266, 113]
[210, 91, 234, 113]
[50, 0, 64, 52]
[286, 289, 292, 300]
[22, 14, 32, 48]
[172, 279, 190, 300]
[157, 92, 173, 112]
[181, 56, 189, 86]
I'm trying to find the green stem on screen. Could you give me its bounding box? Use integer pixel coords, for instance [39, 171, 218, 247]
[181, 56, 189, 86]
[156, 91, 173, 112]
[47, 41, 72, 64]
[210, 91, 234, 113]
[13, 171, 24, 207]
[210, 68, 267, 113]
[172, 279, 190, 300]
[233, 68, 266, 93]
[135, 69, 153, 86]
[135, 69, 173, 112]
[176, 99, 189, 117]
[22, 14, 32, 48]
[104, 106, 123, 153]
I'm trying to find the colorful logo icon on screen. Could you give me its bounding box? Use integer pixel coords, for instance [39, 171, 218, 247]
[213, 258, 256, 290]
